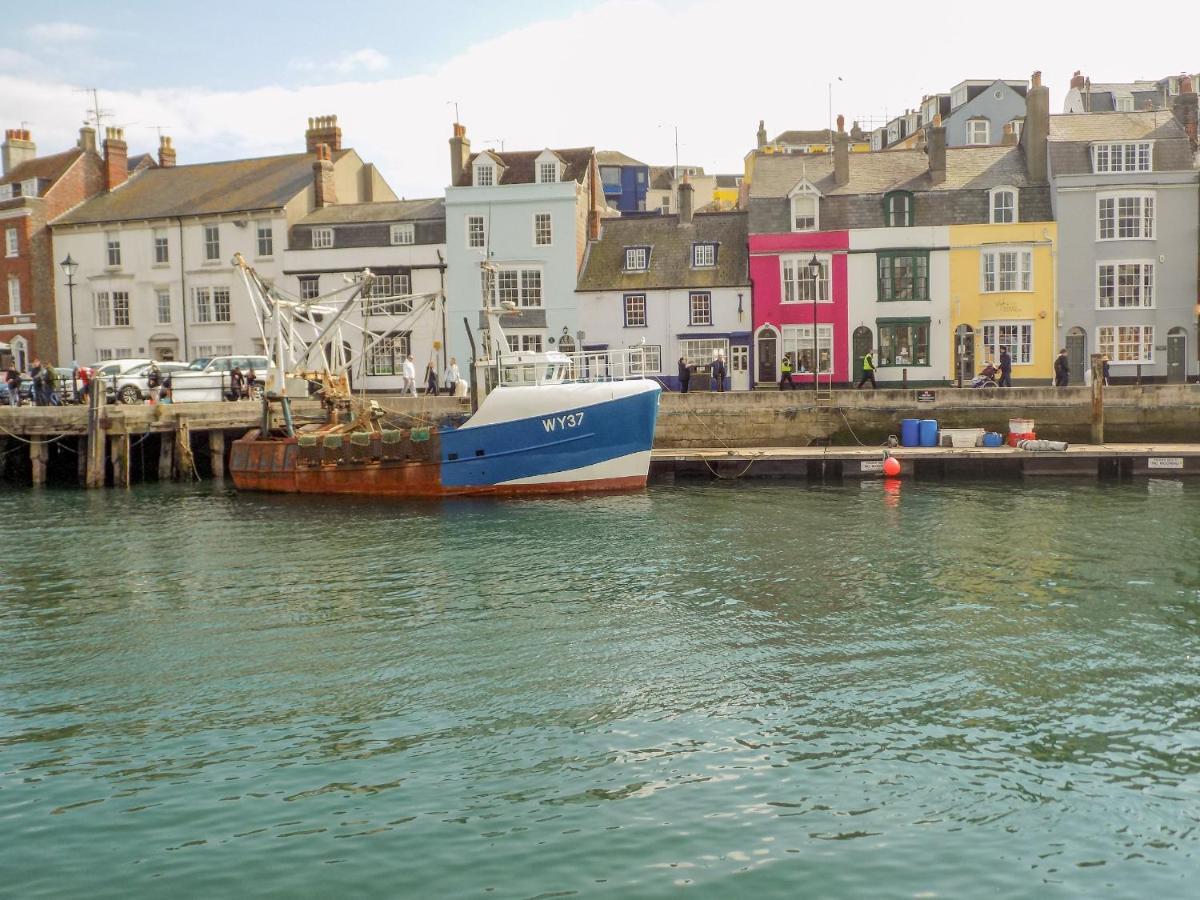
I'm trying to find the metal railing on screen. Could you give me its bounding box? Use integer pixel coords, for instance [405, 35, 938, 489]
[494, 347, 650, 387]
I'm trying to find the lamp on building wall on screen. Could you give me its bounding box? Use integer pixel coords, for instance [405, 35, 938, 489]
[59, 253, 79, 362]
[808, 254, 822, 394]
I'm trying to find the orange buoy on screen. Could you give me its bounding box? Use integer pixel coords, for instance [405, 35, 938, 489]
[883, 456, 901, 477]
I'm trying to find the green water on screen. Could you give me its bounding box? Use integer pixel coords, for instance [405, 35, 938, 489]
[2, 480, 1199, 898]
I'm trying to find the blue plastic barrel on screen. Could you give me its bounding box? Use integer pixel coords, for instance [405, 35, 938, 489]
[919, 419, 938, 447]
[900, 418, 920, 447]
[982, 431, 1003, 448]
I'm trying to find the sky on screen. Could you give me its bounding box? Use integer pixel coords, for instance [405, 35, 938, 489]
[1, 0, 1197, 198]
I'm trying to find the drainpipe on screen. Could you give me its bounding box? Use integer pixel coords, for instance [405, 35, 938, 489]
[177, 218, 189, 358]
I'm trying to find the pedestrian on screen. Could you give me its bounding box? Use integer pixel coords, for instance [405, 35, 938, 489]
[245, 367, 257, 400]
[858, 350, 878, 389]
[29, 358, 46, 406]
[401, 354, 417, 397]
[5, 365, 20, 406]
[998, 347, 1013, 388]
[779, 354, 795, 390]
[229, 366, 245, 401]
[43, 363, 61, 406]
[677, 357, 690, 393]
[1102, 355, 1111, 386]
[146, 360, 162, 403]
[444, 357, 460, 394]
[711, 353, 727, 392]
[425, 360, 439, 396]
[1054, 348, 1070, 387]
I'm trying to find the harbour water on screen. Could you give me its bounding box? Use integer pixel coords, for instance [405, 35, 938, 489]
[2, 480, 1199, 897]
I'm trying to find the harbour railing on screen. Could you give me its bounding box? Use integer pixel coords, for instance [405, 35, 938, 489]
[494, 347, 651, 387]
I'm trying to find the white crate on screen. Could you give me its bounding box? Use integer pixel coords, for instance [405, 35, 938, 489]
[940, 427, 984, 448]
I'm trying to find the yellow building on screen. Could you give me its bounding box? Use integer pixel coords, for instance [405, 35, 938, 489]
[949, 221, 1057, 383]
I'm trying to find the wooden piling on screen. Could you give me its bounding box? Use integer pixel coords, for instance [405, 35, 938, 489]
[174, 419, 192, 481]
[157, 433, 173, 481]
[30, 439, 48, 486]
[1091, 353, 1105, 444]
[209, 430, 226, 479]
[111, 425, 131, 488]
[77, 436, 87, 485]
[86, 379, 108, 488]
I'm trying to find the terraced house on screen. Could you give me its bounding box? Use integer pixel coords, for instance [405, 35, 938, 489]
[51, 116, 395, 366]
[1046, 79, 1199, 382]
[576, 181, 751, 390]
[749, 102, 1054, 387]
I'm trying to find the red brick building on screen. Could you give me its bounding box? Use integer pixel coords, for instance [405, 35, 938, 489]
[0, 127, 107, 370]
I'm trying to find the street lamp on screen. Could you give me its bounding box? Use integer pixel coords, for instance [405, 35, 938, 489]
[808, 254, 822, 394]
[59, 253, 79, 362]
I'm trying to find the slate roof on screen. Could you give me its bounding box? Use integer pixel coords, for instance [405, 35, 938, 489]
[596, 150, 647, 167]
[715, 174, 741, 188]
[0, 147, 83, 187]
[127, 152, 155, 173]
[773, 129, 836, 144]
[298, 197, 444, 225]
[749, 145, 1035, 199]
[1048, 110, 1186, 142]
[576, 211, 749, 292]
[54, 151, 348, 225]
[454, 147, 594, 186]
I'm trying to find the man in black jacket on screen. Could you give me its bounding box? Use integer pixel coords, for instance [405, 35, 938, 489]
[1054, 348, 1070, 387]
[677, 357, 690, 394]
[998, 347, 1013, 387]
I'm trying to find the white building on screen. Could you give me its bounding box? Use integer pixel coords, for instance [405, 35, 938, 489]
[443, 124, 605, 366]
[282, 198, 447, 392]
[51, 116, 395, 365]
[577, 186, 752, 391]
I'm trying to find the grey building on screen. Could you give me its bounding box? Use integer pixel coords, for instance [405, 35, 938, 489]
[1063, 72, 1200, 114]
[1044, 85, 1200, 383]
[873, 78, 1028, 151]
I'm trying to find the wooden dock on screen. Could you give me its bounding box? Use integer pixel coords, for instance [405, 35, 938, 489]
[651, 444, 1200, 481]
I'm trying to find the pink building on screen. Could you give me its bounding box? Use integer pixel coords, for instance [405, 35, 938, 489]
[748, 231, 849, 387]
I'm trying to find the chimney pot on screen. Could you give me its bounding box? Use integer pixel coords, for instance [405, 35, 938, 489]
[1, 127, 36, 176]
[158, 134, 176, 168]
[102, 127, 128, 191]
[1031, 70, 1042, 89]
[836, 113, 845, 134]
[927, 126, 946, 184]
[1070, 70, 1086, 90]
[449, 122, 471, 185]
[305, 114, 342, 154]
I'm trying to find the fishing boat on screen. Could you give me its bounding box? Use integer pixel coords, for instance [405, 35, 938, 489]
[226, 255, 661, 497]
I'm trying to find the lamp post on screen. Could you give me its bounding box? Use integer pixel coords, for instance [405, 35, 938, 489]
[59, 253, 79, 363]
[808, 254, 822, 394]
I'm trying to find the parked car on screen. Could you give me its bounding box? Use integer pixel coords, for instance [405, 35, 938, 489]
[186, 357, 212, 371]
[53, 367, 84, 404]
[169, 355, 276, 402]
[111, 361, 191, 404]
[199, 355, 273, 399]
[0, 376, 32, 405]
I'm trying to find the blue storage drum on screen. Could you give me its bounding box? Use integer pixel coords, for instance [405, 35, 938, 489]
[919, 419, 938, 447]
[900, 418, 920, 447]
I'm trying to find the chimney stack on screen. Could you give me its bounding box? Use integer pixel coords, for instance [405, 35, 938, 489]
[1173, 75, 1198, 151]
[449, 122, 471, 186]
[1001, 121, 1019, 146]
[158, 135, 176, 168]
[757, 119, 767, 149]
[2, 128, 36, 176]
[103, 126, 127, 191]
[1070, 70, 1086, 90]
[1021, 70, 1049, 184]
[927, 125, 947, 184]
[850, 120, 864, 141]
[677, 175, 694, 225]
[313, 143, 337, 207]
[77, 126, 96, 154]
[833, 129, 849, 186]
[304, 115, 342, 154]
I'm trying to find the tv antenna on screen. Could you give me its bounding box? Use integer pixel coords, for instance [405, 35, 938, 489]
[446, 100, 460, 123]
[76, 88, 114, 130]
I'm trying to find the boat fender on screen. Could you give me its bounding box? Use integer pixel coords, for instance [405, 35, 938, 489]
[1018, 439, 1068, 452]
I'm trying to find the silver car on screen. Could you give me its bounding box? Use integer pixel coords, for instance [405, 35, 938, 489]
[111, 361, 191, 404]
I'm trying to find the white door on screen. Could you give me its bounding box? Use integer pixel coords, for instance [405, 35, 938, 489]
[731, 344, 749, 391]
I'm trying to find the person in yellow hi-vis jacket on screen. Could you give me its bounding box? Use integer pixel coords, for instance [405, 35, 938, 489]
[858, 351, 877, 389]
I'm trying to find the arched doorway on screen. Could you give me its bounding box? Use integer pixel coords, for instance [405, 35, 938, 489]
[1066, 327, 1086, 383]
[954, 325, 974, 386]
[1168, 327, 1187, 383]
[11, 336, 28, 373]
[852, 326, 874, 384]
[755, 325, 778, 385]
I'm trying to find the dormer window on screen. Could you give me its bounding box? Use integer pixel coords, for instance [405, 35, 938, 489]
[966, 118, 990, 145]
[475, 162, 495, 186]
[1093, 142, 1152, 173]
[990, 186, 1018, 224]
[390, 223, 415, 245]
[624, 246, 650, 271]
[788, 180, 821, 232]
[535, 150, 561, 184]
[883, 191, 914, 227]
[20, 178, 37, 197]
[692, 242, 716, 268]
[538, 162, 557, 183]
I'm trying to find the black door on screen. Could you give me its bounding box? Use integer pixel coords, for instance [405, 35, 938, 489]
[852, 326, 873, 383]
[1066, 330, 1086, 385]
[756, 329, 777, 384]
[1168, 331, 1186, 383]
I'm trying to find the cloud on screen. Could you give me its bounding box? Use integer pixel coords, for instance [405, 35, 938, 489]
[25, 22, 99, 43]
[0, 48, 38, 70]
[292, 48, 389, 76]
[1, 0, 1199, 201]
